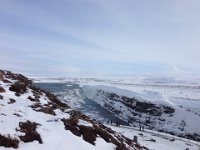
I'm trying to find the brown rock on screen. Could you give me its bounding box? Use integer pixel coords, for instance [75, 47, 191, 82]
[0, 86, 5, 93]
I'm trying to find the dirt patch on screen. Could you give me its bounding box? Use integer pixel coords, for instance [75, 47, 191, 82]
[62, 111, 81, 136]
[9, 82, 27, 95]
[45, 91, 69, 108]
[0, 86, 5, 93]
[0, 72, 3, 80]
[63, 121, 81, 137]
[62, 111, 136, 150]
[30, 102, 42, 109]
[2, 79, 12, 83]
[17, 120, 42, 144]
[13, 113, 22, 117]
[79, 125, 96, 145]
[0, 113, 6, 116]
[8, 99, 16, 104]
[5, 71, 32, 86]
[15, 93, 20, 97]
[27, 96, 40, 102]
[30, 102, 57, 116]
[37, 106, 56, 116]
[0, 134, 19, 149]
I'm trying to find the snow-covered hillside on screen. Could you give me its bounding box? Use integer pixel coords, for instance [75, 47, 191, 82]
[0, 70, 140, 150]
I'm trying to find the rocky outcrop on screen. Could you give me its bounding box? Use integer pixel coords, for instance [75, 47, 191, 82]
[82, 86, 200, 142]
[95, 89, 175, 126]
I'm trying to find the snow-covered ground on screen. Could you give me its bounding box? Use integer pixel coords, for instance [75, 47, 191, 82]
[109, 125, 200, 150]
[0, 70, 137, 150]
[0, 75, 100, 150]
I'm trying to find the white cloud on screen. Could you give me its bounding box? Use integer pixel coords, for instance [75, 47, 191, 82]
[0, 0, 200, 76]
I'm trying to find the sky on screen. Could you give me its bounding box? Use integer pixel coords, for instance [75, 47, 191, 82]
[0, 0, 200, 77]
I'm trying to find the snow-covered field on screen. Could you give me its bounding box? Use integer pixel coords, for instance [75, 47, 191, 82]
[109, 125, 200, 150]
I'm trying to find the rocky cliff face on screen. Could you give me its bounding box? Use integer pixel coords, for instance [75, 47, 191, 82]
[82, 85, 200, 142]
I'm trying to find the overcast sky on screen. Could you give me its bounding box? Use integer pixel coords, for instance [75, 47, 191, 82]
[0, 0, 200, 77]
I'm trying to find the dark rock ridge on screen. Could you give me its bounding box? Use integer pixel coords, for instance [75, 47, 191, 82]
[96, 89, 175, 126]
[84, 89, 200, 142]
[105, 90, 175, 116]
